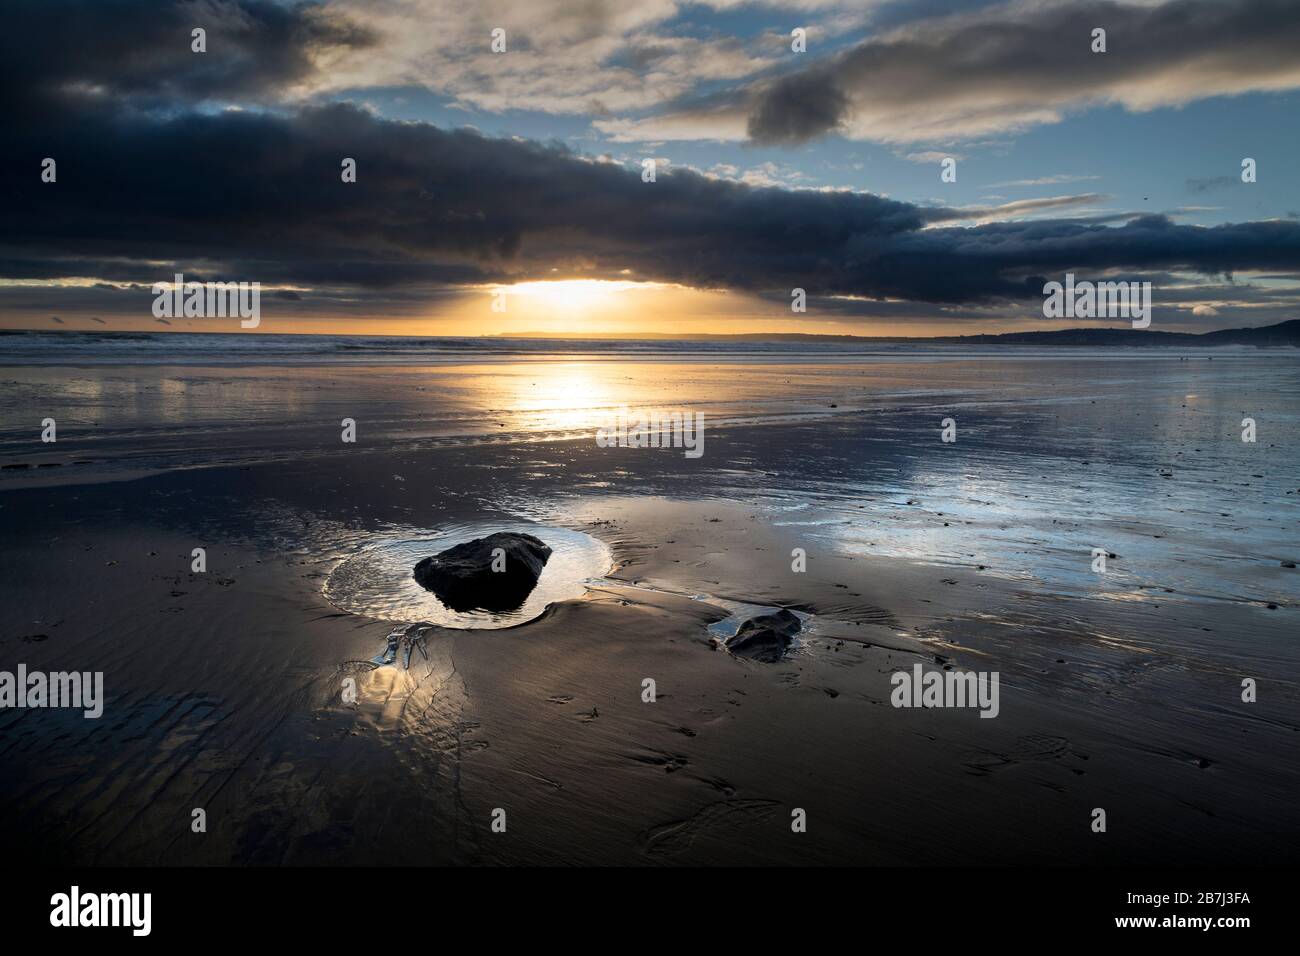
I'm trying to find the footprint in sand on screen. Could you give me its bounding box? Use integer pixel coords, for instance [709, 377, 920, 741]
[642, 799, 781, 859]
[626, 748, 689, 773]
[960, 734, 1076, 775]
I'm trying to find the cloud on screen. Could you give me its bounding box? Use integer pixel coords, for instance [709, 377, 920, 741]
[604, 0, 1300, 145]
[4, 2, 1298, 317]
[746, 70, 850, 145]
[320, 0, 776, 116]
[3, 0, 781, 131]
[1186, 176, 1238, 194]
[900, 150, 964, 164]
[7, 85, 1300, 310]
[595, 104, 749, 143]
[923, 194, 1108, 223]
[4, 0, 375, 117]
[988, 174, 1102, 188]
[705, 161, 808, 188]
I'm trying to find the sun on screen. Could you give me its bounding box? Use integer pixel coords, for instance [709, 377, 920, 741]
[461, 278, 710, 337]
[501, 279, 627, 314]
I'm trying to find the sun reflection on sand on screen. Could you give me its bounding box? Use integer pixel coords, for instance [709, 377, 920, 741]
[495, 363, 622, 433]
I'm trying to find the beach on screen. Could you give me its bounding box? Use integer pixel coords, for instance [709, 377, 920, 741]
[1, 338, 1297, 865]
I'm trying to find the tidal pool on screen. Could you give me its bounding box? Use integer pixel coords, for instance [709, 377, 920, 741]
[323, 522, 613, 628]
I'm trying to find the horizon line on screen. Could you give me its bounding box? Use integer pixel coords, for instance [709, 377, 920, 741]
[2, 319, 1297, 343]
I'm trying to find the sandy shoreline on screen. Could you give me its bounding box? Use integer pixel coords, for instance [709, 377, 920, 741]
[2, 462, 1296, 863]
[2, 354, 1297, 864]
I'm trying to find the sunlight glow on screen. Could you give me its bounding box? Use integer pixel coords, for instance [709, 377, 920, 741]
[501, 279, 670, 315]
[508, 363, 618, 433]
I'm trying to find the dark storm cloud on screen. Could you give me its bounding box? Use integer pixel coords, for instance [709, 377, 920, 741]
[6, 96, 1300, 305]
[746, 72, 849, 146]
[5, 96, 925, 291]
[3, 0, 373, 117]
[868, 215, 1300, 300]
[740, 0, 1300, 145]
[3, 0, 1299, 311]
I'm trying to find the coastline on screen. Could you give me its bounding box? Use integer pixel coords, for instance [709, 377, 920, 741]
[2, 350, 1296, 864]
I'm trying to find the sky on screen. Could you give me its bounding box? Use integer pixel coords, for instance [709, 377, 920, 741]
[4, 0, 1300, 337]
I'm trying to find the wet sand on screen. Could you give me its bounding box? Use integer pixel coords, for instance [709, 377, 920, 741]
[1, 351, 1297, 864]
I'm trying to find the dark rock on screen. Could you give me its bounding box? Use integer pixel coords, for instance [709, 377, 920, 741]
[414, 532, 552, 612]
[725, 608, 801, 663]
